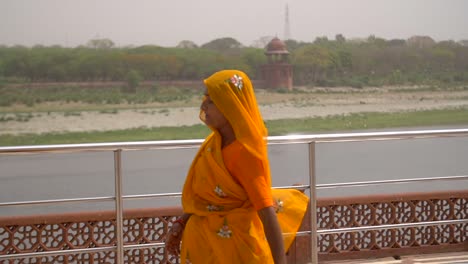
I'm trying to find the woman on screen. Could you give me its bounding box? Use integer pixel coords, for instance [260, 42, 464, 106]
[165, 70, 308, 264]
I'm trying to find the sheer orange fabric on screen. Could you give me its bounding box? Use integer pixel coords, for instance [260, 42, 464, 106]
[181, 70, 308, 263]
[222, 140, 273, 210]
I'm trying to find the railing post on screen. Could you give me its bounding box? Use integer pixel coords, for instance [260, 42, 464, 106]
[114, 149, 124, 263]
[308, 142, 318, 264]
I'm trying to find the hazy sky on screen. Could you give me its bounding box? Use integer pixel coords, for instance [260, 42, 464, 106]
[1, 0, 467, 47]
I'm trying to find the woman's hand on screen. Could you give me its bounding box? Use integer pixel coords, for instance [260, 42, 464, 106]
[165, 221, 184, 256]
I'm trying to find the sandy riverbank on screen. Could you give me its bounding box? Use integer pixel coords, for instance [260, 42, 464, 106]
[1, 87, 468, 135]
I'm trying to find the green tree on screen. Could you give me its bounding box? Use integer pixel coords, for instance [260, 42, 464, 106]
[335, 34, 346, 43]
[314, 36, 329, 46]
[125, 70, 142, 93]
[177, 40, 198, 49]
[86, 38, 115, 49]
[240, 48, 266, 79]
[201, 37, 243, 52]
[284, 39, 308, 52]
[292, 44, 335, 85]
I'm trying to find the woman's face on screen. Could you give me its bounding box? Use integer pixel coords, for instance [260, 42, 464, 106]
[200, 94, 230, 130]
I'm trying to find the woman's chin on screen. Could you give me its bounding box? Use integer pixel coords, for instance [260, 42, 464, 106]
[203, 120, 213, 127]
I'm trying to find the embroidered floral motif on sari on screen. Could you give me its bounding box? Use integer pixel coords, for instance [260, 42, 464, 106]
[217, 218, 233, 238]
[214, 185, 228, 197]
[273, 198, 284, 213]
[206, 204, 224, 212]
[225, 74, 243, 90]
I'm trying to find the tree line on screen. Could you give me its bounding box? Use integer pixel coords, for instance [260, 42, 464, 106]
[1, 35, 467, 88]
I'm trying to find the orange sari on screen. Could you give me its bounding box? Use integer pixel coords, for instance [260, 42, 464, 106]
[180, 70, 308, 264]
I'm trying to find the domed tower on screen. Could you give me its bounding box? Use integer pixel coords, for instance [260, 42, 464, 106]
[262, 37, 293, 90]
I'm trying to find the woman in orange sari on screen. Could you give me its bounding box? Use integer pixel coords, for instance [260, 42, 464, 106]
[165, 70, 308, 264]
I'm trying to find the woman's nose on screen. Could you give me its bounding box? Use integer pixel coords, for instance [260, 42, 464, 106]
[200, 96, 209, 110]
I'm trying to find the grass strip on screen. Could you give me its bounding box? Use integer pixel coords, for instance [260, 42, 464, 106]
[1, 108, 467, 146]
[267, 108, 468, 135]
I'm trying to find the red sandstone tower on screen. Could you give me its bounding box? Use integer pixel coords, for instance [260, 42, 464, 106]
[262, 37, 293, 90]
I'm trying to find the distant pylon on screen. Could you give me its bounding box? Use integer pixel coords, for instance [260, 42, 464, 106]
[284, 4, 291, 40]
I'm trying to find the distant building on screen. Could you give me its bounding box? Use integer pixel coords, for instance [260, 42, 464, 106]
[261, 37, 293, 90]
[407, 36, 436, 48]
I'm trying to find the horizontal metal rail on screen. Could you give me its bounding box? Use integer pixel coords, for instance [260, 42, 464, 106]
[0, 186, 309, 208]
[293, 218, 468, 237]
[316, 219, 468, 235]
[268, 128, 468, 144]
[0, 139, 205, 154]
[0, 242, 166, 261]
[120, 192, 182, 200]
[123, 242, 166, 250]
[1, 128, 468, 155]
[316, 175, 468, 189]
[0, 196, 115, 208]
[0, 246, 116, 261]
[1, 175, 467, 208]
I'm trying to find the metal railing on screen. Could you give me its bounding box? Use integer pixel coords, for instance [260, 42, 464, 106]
[1, 128, 468, 263]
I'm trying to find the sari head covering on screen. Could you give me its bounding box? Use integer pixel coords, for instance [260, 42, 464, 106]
[200, 69, 268, 161]
[181, 70, 308, 264]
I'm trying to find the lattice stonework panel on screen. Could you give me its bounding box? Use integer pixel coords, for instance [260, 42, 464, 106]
[125, 247, 178, 264]
[316, 195, 467, 254]
[1, 251, 115, 264]
[395, 227, 418, 247]
[123, 216, 169, 244]
[0, 215, 176, 263]
[41, 224, 66, 250]
[456, 223, 467, 242]
[454, 198, 468, 219]
[92, 220, 116, 246]
[1, 192, 466, 262]
[393, 201, 416, 223]
[317, 206, 332, 229]
[67, 222, 93, 248]
[353, 204, 375, 226]
[14, 225, 42, 252]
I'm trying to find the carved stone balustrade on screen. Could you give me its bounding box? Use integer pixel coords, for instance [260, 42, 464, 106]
[1, 190, 466, 263]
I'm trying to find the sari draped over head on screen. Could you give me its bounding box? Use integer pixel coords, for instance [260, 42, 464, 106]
[181, 70, 309, 264]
